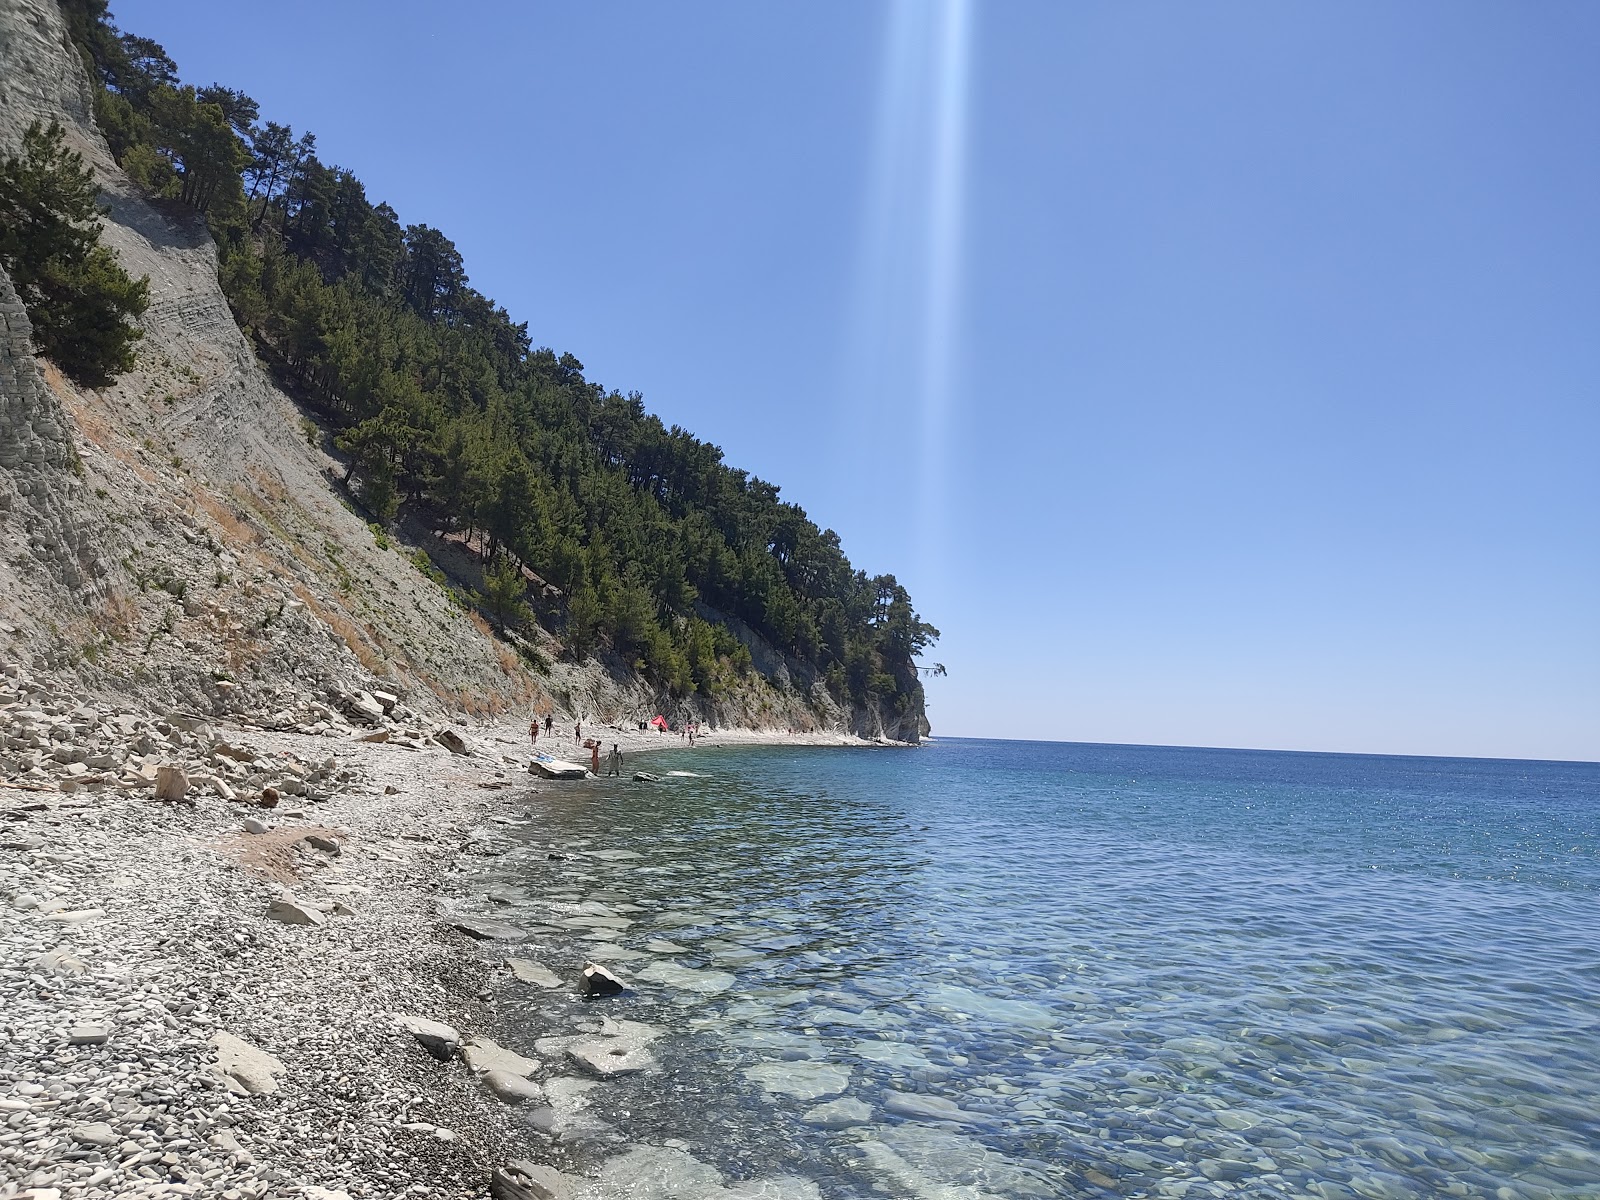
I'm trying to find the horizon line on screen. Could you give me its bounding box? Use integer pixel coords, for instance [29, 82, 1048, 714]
[923, 734, 1600, 768]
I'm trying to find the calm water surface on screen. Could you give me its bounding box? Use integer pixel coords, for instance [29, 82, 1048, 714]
[462, 739, 1600, 1198]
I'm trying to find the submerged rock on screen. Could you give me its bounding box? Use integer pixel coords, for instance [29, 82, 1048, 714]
[882, 1091, 992, 1126]
[586, 1146, 823, 1200]
[801, 1097, 873, 1128]
[452, 915, 529, 942]
[566, 1019, 662, 1078]
[636, 960, 737, 996]
[508, 958, 562, 988]
[743, 1061, 851, 1101]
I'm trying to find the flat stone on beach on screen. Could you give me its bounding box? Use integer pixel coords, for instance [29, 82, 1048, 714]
[70, 1122, 118, 1146]
[396, 1013, 462, 1061]
[211, 1031, 285, 1094]
[462, 1036, 540, 1077]
[267, 895, 325, 925]
[482, 1069, 545, 1104]
[32, 947, 87, 975]
[452, 915, 529, 941]
[67, 1023, 111, 1045]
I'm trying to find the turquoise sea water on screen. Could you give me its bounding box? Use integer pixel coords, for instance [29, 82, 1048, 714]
[465, 738, 1600, 1198]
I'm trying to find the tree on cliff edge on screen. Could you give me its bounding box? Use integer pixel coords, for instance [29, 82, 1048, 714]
[0, 120, 148, 387]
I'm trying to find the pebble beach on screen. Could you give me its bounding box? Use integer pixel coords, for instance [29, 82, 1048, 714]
[0, 660, 881, 1200]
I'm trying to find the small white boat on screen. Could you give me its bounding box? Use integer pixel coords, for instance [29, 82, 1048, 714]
[532, 758, 588, 780]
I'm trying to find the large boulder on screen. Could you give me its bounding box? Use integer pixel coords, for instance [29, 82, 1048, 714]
[344, 691, 386, 725]
[580, 961, 627, 997]
[153, 765, 189, 803]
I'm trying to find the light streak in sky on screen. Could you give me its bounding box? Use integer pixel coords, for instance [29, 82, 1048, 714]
[849, 0, 974, 585]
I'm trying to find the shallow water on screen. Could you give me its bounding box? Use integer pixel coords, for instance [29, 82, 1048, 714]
[464, 739, 1600, 1198]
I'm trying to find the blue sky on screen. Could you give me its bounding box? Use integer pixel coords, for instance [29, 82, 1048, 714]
[116, 1, 1599, 760]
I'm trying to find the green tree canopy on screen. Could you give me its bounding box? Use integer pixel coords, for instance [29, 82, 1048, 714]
[0, 119, 148, 387]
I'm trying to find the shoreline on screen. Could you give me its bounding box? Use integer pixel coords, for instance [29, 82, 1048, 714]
[0, 674, 901, 1200]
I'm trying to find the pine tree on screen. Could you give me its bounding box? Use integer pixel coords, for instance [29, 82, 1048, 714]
[0, 120, 148, 387]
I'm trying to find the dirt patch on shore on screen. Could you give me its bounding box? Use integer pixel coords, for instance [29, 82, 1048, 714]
[213, 822, 345, 883]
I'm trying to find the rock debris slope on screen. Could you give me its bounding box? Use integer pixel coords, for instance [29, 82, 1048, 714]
[0, 0, 535, 723]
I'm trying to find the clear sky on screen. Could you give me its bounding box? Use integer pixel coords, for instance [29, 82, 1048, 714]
[114, 0, 1599, 761]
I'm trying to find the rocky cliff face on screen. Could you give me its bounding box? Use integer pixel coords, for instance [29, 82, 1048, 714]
[0, 0, 921, 739]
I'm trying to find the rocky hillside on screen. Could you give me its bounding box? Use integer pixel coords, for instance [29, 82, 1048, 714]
[0, 0, 923, 740]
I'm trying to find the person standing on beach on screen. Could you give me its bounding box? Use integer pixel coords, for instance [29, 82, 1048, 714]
[529, 717, 539, 747]
[575, 720, 582, 742]
[590, 741, 601, 775]
[606, 744, 622, 776]
[545, 714, 553, 734]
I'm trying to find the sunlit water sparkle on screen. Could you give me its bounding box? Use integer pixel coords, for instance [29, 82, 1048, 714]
[464, 739, 1600, 1198]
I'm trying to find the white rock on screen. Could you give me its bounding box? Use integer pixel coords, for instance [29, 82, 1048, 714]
[31, 947, 87, 975]
[153, 764, 189, 802]
[43, 907, 104, 923]
[211, 1031, 285, 1094]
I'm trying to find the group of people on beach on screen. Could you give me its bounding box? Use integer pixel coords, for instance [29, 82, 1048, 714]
[528, 712, 622, 777]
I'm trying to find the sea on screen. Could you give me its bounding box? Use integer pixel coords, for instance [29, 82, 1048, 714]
[459, 738, 1600, 1199]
